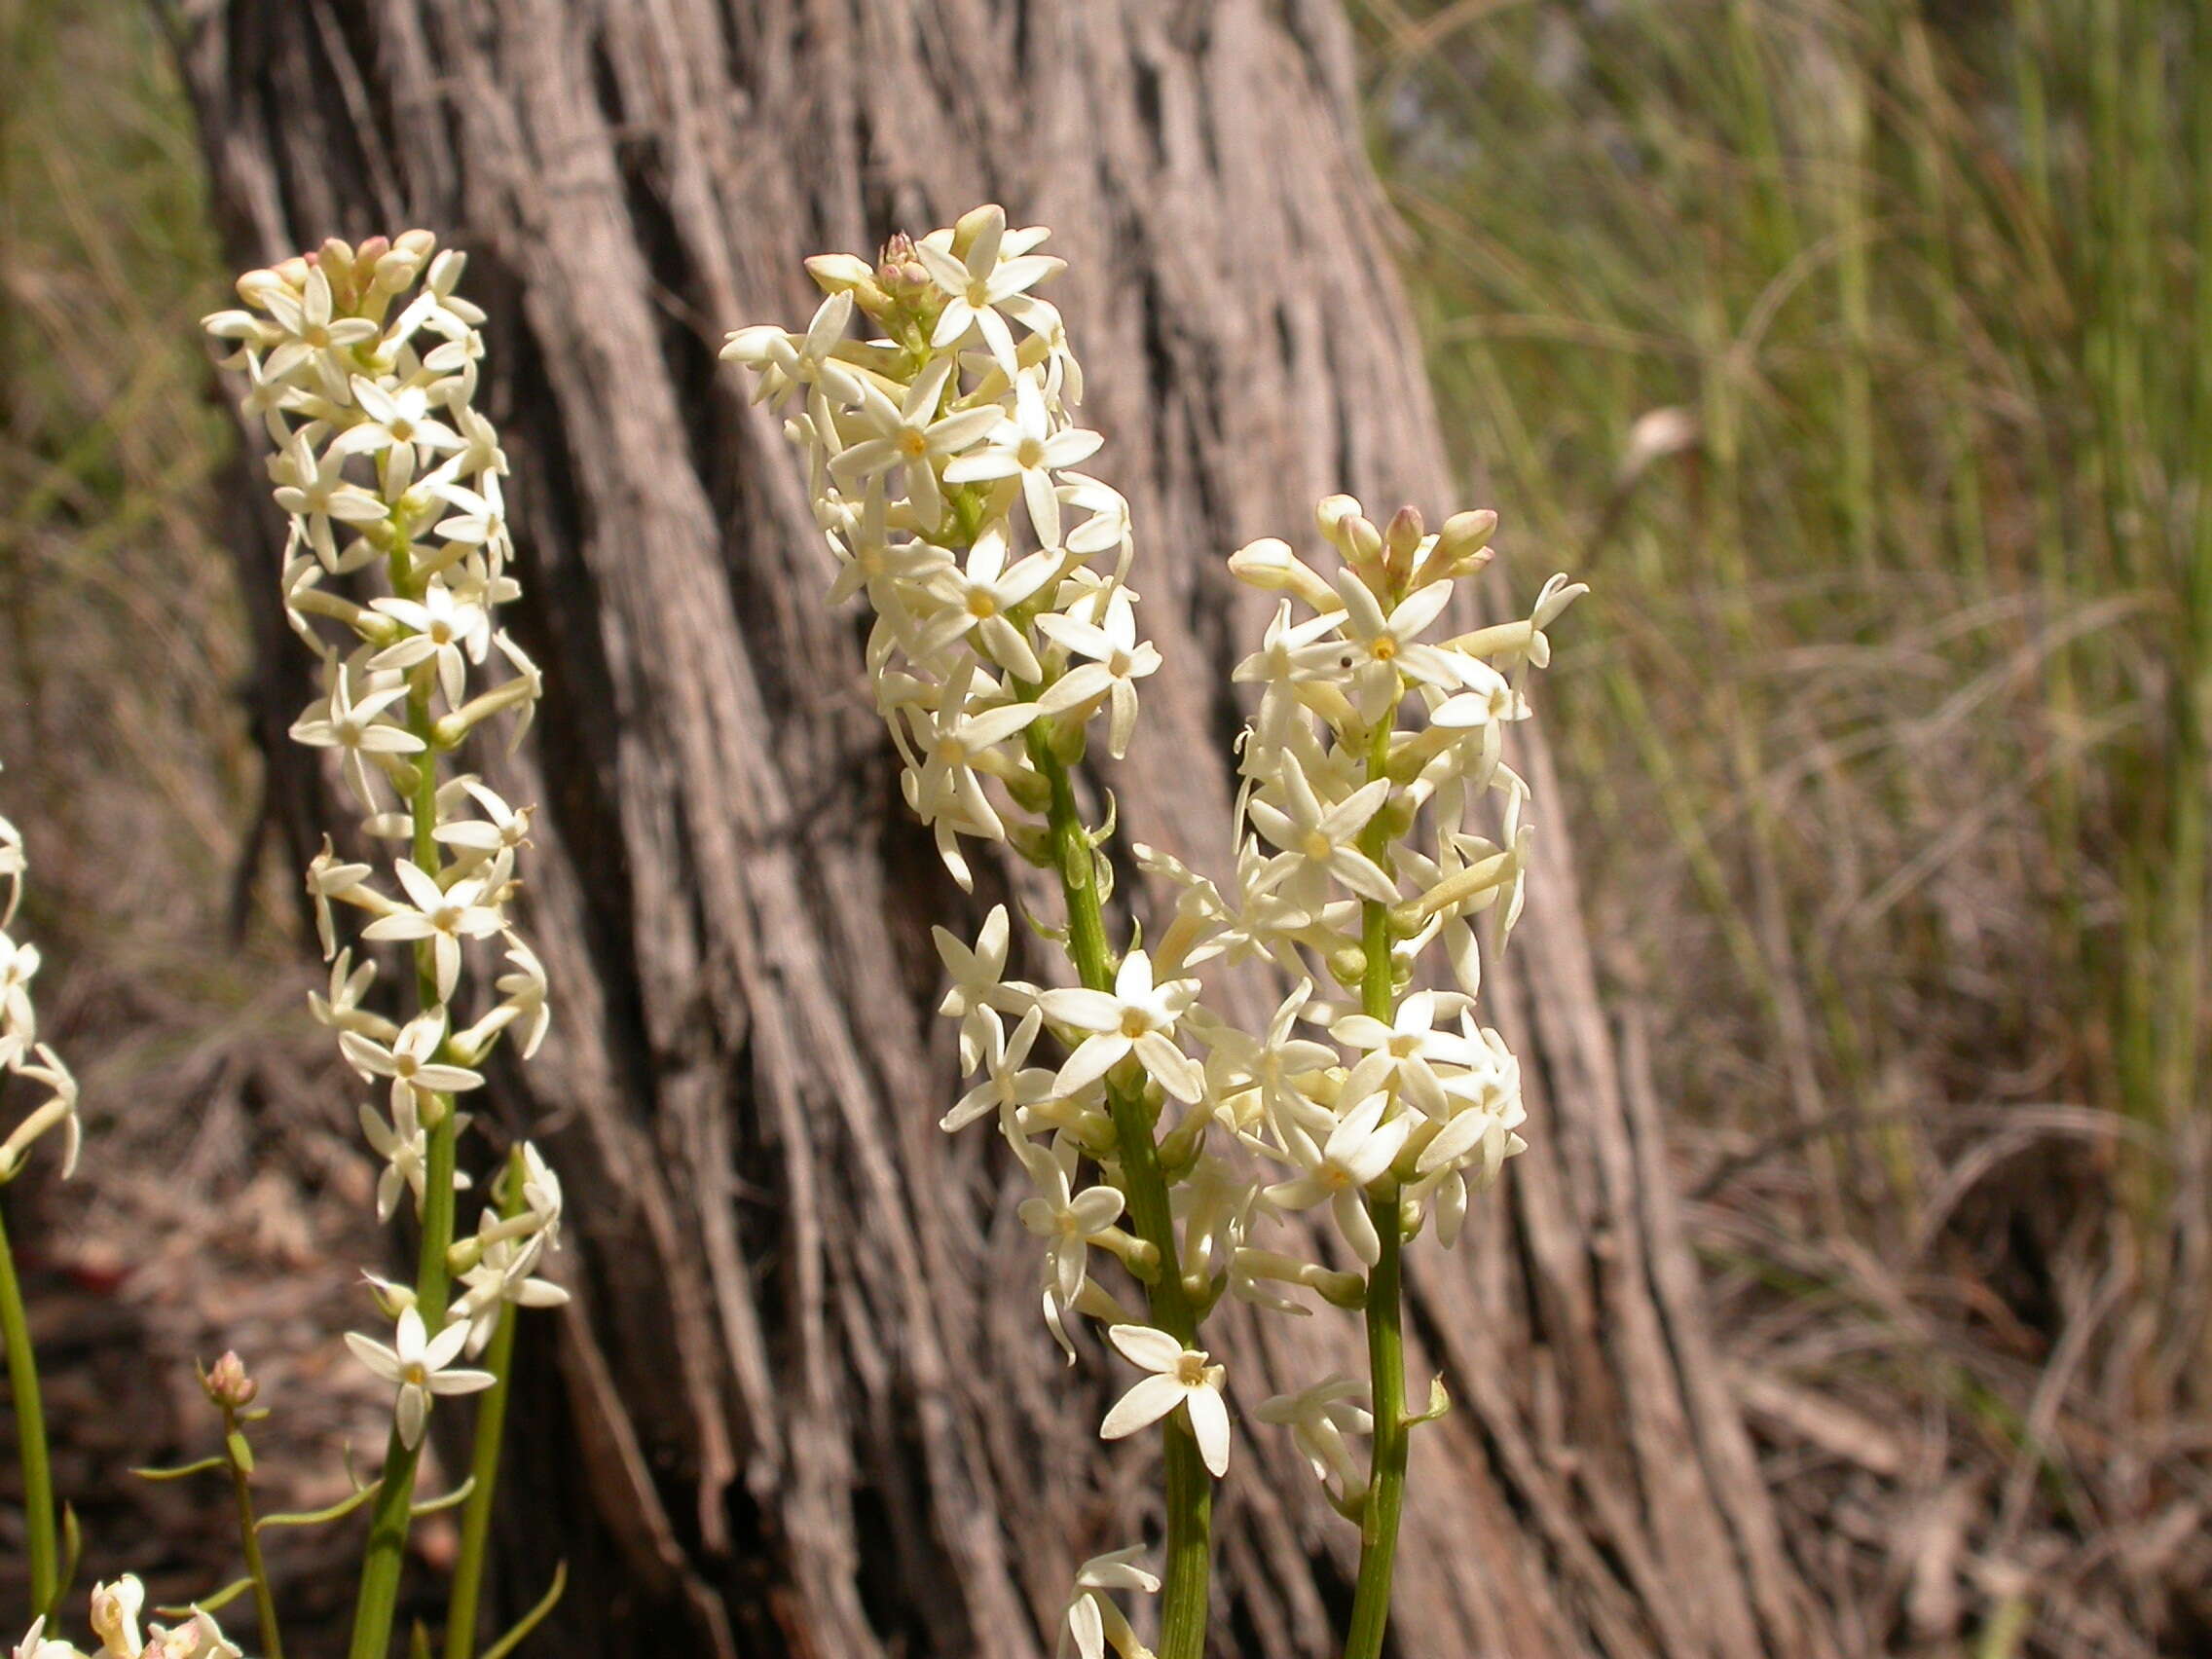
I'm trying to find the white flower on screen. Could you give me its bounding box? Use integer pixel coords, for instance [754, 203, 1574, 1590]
[253, 264, 381, 402]
[329, 374, 462, 466]
[1264, 1093, 1413, 1266]
[1014, 1133, 1126, 1304]
[830, 356, 999, 532]
[1293, 567, 1462, 701]
[1099, 1323, 1231, 1478]
[940, 1006, 1054, 1132]
[493, 934, 552, 1059]
[719, 289, 862, 406]
[1256, 1375, 1372, 1503]
[13, 1614, 81, 1659]
[0, 930, 39, 1054]
[271, 430, 387, 569]
[0, 1044, 81, 1181]
[289, 660, 424, 809]
[914, 204, 1065, 369]
[143, 1610, 239, 1659]
[913, 524, 1062, 681]
[305, 838, 375, 961]
[1244, 748, 1398, 907]
[1331, 991, 1474, 1119]
[340, 1007, 485, 1120]
[357, 1094, 433, 1222]
[932, 903, 1027, 1071]
[346, 1306, 495, 1449]
[941, 376, 1102, 548]
[88, 1576, 144, 1658]
[359, 859, 505, 1003]
[371, 583, 491, 710]
[1037, 949, 1203, 1103]
[454, 1230, 569, 1355]
[1035, 589, 1161, 758]
[1056, 1546, 1160, 1659]
[431, 778, 534, 863]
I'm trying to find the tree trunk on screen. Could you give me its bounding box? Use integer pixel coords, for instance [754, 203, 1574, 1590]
[171, 2, 1832, 1655]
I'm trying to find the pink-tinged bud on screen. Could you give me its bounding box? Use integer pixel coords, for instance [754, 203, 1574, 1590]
[203, 1349, 259, 1408]
[1382, 505, 1425, 587]
[1384, 505, 1425, 558]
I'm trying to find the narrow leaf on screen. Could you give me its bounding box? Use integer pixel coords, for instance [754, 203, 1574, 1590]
[156, 1577, 255, 1618]
[130, 1456, 227, 1483]
[259, 1482, 378, 1531]
[479, 1562, 568, 1659]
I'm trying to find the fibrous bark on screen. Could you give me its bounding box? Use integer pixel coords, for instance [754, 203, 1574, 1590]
[171, 2, 1833, 1654]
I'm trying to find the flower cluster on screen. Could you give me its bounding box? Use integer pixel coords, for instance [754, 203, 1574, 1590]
[15, 1576, 238, 1659]
[732, 207, 1582, 1655]
[203, 234, 564, 1454]
[721, 204, 1147, 892]
[0, 762, 78, 1186]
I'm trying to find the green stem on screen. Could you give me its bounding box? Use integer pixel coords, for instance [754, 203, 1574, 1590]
[0, 1197, 55, 1620]
[222, 1407, 285, 1659]
[348, 1111, 459, 1659]
[1345, 711, 1406, 1659]
[1029, 731, 1212, 1659]
[350, 657, 461, 1659]
[1343, 1198, 1406, 1659]
[444, 1152, 528, 1659]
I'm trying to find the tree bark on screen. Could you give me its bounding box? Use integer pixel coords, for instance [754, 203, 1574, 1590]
[171, 2, 1833, 1655]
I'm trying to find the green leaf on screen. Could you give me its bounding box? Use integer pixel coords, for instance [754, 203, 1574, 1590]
[43, 1503, 81, 1627]
[130, 1456, 227, 1482]
[410, 1475, 476, 1518]
[258, 1481, 377, 1531]
[156, 1577, 255, 1618]
[479, 1562, 568, 1659]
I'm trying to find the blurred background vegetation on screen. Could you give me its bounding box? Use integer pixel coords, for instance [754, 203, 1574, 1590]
[1361, 0, 2211, 1647]
[3, 0, 2207, 1652]
[0, 0, 404, 1627]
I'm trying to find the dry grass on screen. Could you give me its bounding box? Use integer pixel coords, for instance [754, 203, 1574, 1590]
[1360, 0, 2212, 1652]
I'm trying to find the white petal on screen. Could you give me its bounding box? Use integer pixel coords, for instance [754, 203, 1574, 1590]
[1105, 1323, 1184, 1374]
[1184, 1383, 1233, 1478]
[1100, 1372, 1189, 1441]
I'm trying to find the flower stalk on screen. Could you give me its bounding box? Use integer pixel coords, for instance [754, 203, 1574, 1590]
[729, 206, 1579, 1659]
[444, 1149, 530, 1659]
[1036, 738, 1213, 1659]
[200, 231, 568, 1659]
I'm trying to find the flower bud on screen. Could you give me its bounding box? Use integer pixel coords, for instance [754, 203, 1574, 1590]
[1314, 494, 1364, 545]
[1382, 505, 1424, 589]
[1432, 508, 1497, 577]
[203, 1349, 259, 1409]
[1228, 538, 1341, 613]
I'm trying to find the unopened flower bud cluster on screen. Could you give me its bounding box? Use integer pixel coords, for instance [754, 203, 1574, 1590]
[203, 234, 564, 1455]
[0, 762, 79, 1186]
[729, 207, 1582, 1656]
